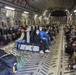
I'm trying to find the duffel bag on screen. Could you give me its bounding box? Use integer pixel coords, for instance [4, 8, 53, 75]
[17, 55, 26, 69]
[69, 51, 76, 69]
[1, 54, 17, 68]
[0, 61, 8, 75]
[65, 44, 73, 55]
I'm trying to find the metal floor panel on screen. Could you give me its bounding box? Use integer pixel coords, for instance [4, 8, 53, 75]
[18, 27, 62, 75]
[18, 53, 52, 75]
[17, 26, 76, 75]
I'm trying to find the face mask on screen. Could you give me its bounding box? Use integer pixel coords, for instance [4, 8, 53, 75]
[39, 27, 42, 31]
[46, 31, 48, 34]
[10, 29, 12, 30]
[4, 28, 6, 30]
[36, 30, 39, 34]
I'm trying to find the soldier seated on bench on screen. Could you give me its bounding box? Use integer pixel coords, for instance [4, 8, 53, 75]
[15, 30, 26, 48]
[34, 30, 50, 54]
[39, 26, 50, 53]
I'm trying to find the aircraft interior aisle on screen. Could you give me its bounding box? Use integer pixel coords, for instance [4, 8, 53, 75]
[0, 0, 76, 75]
[18, 25, 76, 75]
[18, 26, 62, 75]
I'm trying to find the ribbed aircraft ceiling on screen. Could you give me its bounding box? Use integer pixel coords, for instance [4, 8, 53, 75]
[28, 0, 75, 13]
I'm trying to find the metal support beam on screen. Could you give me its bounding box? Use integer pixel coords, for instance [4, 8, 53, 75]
[70, 0, 76, 12]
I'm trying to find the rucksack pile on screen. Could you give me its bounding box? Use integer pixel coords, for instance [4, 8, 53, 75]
[69, 51, 76, 70]
[0, 49, 17, 75]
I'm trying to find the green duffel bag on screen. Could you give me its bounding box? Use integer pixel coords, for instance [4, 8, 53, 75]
[17, 55, 26, 69]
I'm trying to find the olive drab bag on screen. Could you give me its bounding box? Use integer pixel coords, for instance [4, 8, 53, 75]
[69, 51, 76, 67]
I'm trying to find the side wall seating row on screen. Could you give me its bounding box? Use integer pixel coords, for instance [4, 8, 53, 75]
[0, 25, 40, 50]
[64, 24, 76, 69]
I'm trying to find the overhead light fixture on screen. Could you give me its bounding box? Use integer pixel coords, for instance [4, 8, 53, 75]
[5, 6, 15, 10]
[24, 11, 29, 14]
[74, 10, 76, 13]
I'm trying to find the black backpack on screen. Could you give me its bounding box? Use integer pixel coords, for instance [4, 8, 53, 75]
[65, 44, 73, 55]
[0, 61, 8, 75]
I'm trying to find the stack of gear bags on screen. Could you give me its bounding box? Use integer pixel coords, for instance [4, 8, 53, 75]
[0, 49, 17, 75]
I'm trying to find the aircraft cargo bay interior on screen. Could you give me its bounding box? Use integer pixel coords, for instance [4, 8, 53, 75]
[0, 0, 76, 75]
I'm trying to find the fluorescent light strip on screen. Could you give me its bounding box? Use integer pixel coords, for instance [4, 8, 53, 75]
[74, 10, 76, 13]
[24, 11, 29, 14]
[5, 6, 15, 10]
